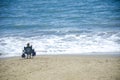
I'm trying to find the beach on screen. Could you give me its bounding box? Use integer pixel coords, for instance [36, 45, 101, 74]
[0, 0, 120, 80]
[0, 55, 120, 80]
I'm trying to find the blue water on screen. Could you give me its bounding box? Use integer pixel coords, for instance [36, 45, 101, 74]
[0, 0, 120, 57]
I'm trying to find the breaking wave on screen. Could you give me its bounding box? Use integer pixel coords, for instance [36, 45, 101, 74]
[0, 30, 120, 57]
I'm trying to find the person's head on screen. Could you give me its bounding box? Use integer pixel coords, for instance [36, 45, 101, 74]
[27, 43, 30, 47]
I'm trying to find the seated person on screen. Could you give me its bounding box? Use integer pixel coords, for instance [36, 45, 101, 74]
[22, 43, 36, 59]
[23, 43, 32, 58]
[24, 43, 32, 55]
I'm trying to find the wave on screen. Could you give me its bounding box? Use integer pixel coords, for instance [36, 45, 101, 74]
[0, 30, 120, 57]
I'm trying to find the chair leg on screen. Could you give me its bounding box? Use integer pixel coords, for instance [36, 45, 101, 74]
[30, 54, 31, 58]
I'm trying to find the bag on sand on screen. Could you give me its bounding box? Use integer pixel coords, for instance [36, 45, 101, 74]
[21, 53, 25, 58]
[32, 51, 36, 56]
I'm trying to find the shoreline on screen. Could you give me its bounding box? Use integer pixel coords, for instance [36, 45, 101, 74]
[0, 53, 120, 60]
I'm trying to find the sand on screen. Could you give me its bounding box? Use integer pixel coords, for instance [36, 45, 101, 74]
[0, 55, 120, 80]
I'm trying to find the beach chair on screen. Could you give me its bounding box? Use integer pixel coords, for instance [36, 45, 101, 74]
[24, 46, 32, 59]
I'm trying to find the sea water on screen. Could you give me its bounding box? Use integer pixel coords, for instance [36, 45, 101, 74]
[0, 0, 120, 57]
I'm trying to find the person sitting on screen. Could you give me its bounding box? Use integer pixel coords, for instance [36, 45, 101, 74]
[21, 43, 36, 59]
[24, 43, 32, 59]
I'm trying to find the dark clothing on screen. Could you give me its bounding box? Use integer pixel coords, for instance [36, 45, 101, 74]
[22, 44, 36, 59]
[32, 50, 36, 56]
[21, 53, 25, 58]
[24, 46, 32, 55]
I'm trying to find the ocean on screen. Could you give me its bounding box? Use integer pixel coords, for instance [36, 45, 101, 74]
[0, 0, 120, 57]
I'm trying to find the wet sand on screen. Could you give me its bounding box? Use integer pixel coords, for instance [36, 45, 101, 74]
[0, 55, 120, 80]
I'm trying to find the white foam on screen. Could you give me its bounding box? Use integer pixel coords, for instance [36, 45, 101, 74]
[0, 31, 120, 57]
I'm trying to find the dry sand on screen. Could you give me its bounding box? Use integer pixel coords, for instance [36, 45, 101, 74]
[0, 55, 120, 80]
